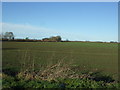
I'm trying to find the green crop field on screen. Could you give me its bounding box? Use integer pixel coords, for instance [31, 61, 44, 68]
[2, 41, 119, 88]
[2, 42, 118, 75]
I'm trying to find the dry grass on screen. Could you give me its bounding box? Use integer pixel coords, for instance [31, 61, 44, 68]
[17, 59, 81, 81]
[16, 58, 110, 83]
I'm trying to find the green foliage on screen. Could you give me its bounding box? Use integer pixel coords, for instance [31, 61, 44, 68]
[2, 74, 120, 89]
[25, 37, 29, 40]
[2, 75, 17, 88]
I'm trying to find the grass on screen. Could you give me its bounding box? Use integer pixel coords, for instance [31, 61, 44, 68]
[2, 41, 119, 88]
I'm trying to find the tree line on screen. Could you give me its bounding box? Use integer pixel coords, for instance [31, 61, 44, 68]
[1, 32, 118, 43]
[1, 32, 62, 42]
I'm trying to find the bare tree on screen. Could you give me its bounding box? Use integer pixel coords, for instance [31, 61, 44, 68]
[3, 32, 14, 40]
